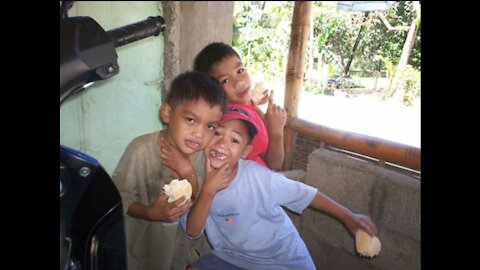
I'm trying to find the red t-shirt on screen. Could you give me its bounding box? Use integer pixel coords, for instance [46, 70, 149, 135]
[229, 102, 269, 168]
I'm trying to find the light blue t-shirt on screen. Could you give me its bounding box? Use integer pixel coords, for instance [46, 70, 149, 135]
[181, 159, 318, 270]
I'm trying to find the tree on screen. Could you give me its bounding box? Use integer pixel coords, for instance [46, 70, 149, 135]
[391, 1, 421, 102]
[233, 1, 293, 82]
[344, 12, 369, 77]
[233, 1, 421, 102]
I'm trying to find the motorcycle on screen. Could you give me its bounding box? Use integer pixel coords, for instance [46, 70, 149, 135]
[59, 1, 165, 269]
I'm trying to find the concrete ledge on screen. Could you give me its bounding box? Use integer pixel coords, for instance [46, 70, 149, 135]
[279, 169, 306, 182]
[373, 174, 420, 241]
[302, 148, 420, 270]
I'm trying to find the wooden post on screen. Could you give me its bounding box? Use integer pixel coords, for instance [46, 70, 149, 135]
[283, 1, 312, 170]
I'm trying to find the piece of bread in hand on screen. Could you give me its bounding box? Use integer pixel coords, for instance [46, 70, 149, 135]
[355, 229, 381, 258]
[162, 179, 192, 206]
[252, 81, 269, 106]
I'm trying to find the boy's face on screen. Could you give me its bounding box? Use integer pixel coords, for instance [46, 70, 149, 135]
[161, 98, 224, 156]
[204, 119, 253, 169]
[209, 55, 253, 105]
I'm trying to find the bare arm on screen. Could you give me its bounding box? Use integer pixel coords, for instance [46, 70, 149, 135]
[264, 128, 285, 170]
[309, 192, 378, 237]
[262, 90, 286, 170]
[159, 136, 199, 197]
[127, 194, 191, 222]
[185, 187, 215, 237]
[177, 169, 199, 199]
[186, 159, 232, 237]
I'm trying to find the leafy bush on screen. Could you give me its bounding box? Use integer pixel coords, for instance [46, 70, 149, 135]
[400, 65, 420, 106]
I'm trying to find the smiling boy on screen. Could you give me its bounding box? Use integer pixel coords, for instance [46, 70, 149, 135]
[194, 42, 286, 170]
[181, 104, 378, 270]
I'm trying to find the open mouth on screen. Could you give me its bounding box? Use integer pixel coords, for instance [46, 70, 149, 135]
[237, 87, 250, 99]
[209, 150, 228, 160]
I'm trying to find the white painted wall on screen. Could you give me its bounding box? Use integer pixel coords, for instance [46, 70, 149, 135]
[60, 1, 164, 175]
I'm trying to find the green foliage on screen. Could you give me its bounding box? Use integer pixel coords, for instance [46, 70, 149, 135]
[328, 62, 337, 74]
[376, 55, 396, 89]
[233, 1, 293, 82]
[233, 1, 421, 96]
[319, 11, 366, 74]
[304, 80, 323, 95]
[399, 65, 420, 106]
[313, 1, 421, 75]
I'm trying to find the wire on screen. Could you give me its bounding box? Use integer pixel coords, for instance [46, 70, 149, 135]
[60, 82, 94, 106]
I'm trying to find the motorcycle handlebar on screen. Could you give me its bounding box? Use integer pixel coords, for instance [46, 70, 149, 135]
[60, 15, 166, 103]
[106, 16, 166, 48]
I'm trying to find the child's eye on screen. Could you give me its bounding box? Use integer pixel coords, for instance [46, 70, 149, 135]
[207, 123, 216, 130]
[231, 138, 239, 144]
[214, 127, 225, 137]
[238, 68, 245, 74]
[186, 117, 194, 123]
[220, 78, 229, 85]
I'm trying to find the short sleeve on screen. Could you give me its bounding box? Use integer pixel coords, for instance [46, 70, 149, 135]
[270, 172, 318, 214]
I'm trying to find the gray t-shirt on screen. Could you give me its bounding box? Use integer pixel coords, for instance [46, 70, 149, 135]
[112, 130, 206, 270]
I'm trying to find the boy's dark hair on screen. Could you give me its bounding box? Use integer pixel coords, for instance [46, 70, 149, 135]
[165, 71, 228, 111]
[193, 42, 241, 74]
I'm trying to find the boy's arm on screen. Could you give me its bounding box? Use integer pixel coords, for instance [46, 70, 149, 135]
[186, 159, 232, 237]
[127, 194, 191, 222]
[177, 169, 199, 199]
[159, 137, 199, 197]
[185, 188, 215, 237]
[113, 136, 192, 222]
[309, 192, 378, 237]
[264, 127, 284, 170]
[263, 90, 286, 170]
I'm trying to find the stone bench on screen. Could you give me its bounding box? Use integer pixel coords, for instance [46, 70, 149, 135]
[283, 148, 420, 270]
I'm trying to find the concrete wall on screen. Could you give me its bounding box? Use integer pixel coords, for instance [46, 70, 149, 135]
[179, 1, 233, 73]
[60, 1, 234, 175]
[292, 133, 322, 171]
[60, 1, 164, 175]
[299, 148, 421, 270]
[162, 1, 233, 97]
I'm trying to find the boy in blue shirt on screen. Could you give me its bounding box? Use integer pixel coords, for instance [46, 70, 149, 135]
[181, 104, 378, 270]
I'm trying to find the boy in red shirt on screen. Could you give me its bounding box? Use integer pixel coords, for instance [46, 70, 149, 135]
[194, 42, 287, 171]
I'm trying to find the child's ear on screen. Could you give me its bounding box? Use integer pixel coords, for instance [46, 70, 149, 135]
[160, 103, 172, 124]
[241, 144, 253, 159]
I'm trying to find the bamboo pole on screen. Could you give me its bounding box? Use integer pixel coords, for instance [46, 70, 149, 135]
[283, 1, 312, 170]
[288, 117, 421, 170]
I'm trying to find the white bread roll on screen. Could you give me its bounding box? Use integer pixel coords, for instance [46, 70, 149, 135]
[355, 229, 381, 258]
[162, 179, 192, 206]
[252, 81, 268, 106]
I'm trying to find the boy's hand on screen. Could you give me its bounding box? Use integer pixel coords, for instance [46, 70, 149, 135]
[159, 136, 194, 179]
[343, 212, 378, 237]
[265, 90, 287, 136]
[148, 193, 191, 222]
[203, 158, 232, 196]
